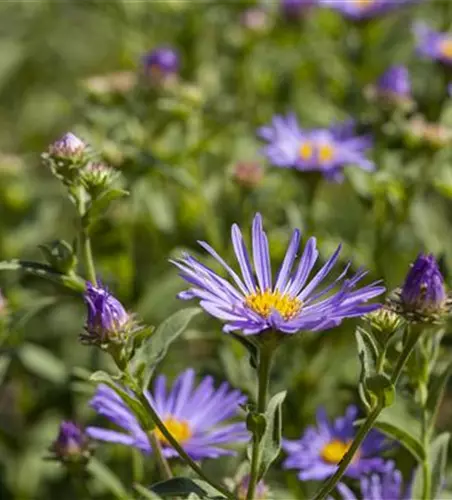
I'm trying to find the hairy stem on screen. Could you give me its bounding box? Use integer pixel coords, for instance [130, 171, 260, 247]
[246, 347, 273, 500]
[149, 431, 173, 480]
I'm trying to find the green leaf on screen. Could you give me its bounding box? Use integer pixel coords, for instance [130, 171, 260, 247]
[229, 332, 258, 369]
[85, 188, 129, 231]
[87, 456, 129, 500]
[412, 433, 450, 500]
[365, 374, 395, 408]
[256, 391, 286, 481]
[149, 478, 226, 499]
[355, 327, 379, 407]
[19, 343, 68, 384]
[374, 397, 425, 461]
[134, 484, 162, 500]
[130, 307, 200, 391]
[90, 371, 150, 429]
[246, 411, 266, 442]
[426, 361, 452, 434]
[0, 260, 86, 292]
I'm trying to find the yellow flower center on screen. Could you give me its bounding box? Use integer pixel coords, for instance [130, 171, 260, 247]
[244, 289, 302, 320]
[440, 39, 452, 59]
[321, 439, 358, 464]
[154, 417, 192, 445]
[299, 142, 314, 160]
[318, 144, 335, 163]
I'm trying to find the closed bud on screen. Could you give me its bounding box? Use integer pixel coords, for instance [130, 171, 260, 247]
[364, 307, 403, 345]
[42, 132, 88, 185]
[142, 47, 180, 86]
[40, 240, 77, 274]
[81, 282, 136, 348]
[366, 65, 415, 112]
[80, 162, 118, 199]
[389, 253, 452, 323]
[233, 161, 264, 189]
[49, 421, 91, 465]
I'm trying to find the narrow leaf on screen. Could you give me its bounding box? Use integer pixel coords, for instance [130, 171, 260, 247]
[87, 456, 129, 499]
[427, 361, 452, 434]
[130, 307, 200, 390]
[149, 477, 225, 499]
[355, 327, 379, 407]
[85, 188, 129, 230]
[0, 260, 85, 292]
[134, 484, 162, 500]
[19, 343, 68, 384]
[257, 391, 287, 480]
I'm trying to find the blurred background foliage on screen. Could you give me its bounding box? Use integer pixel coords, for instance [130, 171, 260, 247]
[1, 0, 452, 498]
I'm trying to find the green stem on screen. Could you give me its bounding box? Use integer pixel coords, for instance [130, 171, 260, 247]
[137, 392, 235, 500]
[75, 187, 97, 284]
[421, 409, 431, 500]
[311, 400, 384, 500]
[311, 324, 421, 500]
[246, 347, 273, 500]
[149, 431, 173, 480]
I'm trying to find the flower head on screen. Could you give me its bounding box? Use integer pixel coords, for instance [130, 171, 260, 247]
[335, 461, 411, 499]
[87, 369, 248, 459]
[283, 405, 388, 481]
[258, 114, 374, 182]
[414, 23, 452, 66]
[50, 421, 90, 464]
[173, 213, 384, 336]
[390, 253, 450, 322]
[48, 133, 86, 159]
[81, 162, 118, 198]
[320, 0, 416, 20]
[377, 65, 411, 98]
[81, 282, 131, 346]
[142, 47, 180, 82]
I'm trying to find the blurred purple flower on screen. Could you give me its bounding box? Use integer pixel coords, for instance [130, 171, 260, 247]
[282, 405, 388, 481]
[320, 0, 417, 20]
[414, 22, 452, 65]
[81, 282, 130, 345]
[173, 213, 384, 336]
[335, 461, 411, 499]
[142, 47, 180, 80]
[237, 475, 269, 500]
[281, 0, 316, 20]
[258, 114, 374, 182]
[50, 421, 90, 463]
[87, 369, 248, 460]
[376, 65, 411, 98]
[400, 253, 446, 314]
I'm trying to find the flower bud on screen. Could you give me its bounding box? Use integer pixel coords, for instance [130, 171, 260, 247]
[233, 161, 264, 189]
[81, 282, 132, 347]
[80, 162, 118, 199]
[389, 253, 451, 323]
[236, 475, 269, 500]
[366, 66, 414, 111]
[40, 240, 77, 274]
[364, 307, 403, 346]
[42, 132, 88, 185]
[49, 421, 90, 464]
[142, 47, 180, 85]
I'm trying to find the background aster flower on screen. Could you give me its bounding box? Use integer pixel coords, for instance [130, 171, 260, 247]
[319, 0, 417, 21]
[173, 213, 384, 336]
[86, 368, 248, 459]
[335, 461, 411, 499]
[414, 22, 452, 66]
[376, 65, 412, 99]
[257, 114, 374, 182]
[282, 405, 388, 481]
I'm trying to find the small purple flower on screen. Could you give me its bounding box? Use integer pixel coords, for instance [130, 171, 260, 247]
[320, 0, 417, 20]
[50, 421, 90, 463]
[282, 405, 388, 481]
[281, 0, 315, 20]
[87, 369, 248, 459]
[400, 253, 446, 314]
[414, 23, 452, 66]
[142, 47, 180, 80]
[376, 65, 411, 99]
[82, 282, 130, 345]
[173, 213, 384, 336]
[335, 461, 411, 499]
[48, 132, 86, 159]
[258, 114, 374, 182]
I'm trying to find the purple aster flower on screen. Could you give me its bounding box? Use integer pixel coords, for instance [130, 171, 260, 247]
[335, 461, 411, 499]
[81, 282, 131, 346]
[282, 405, 388, 481]
[173, 213, 384, 336]
[86, 369, 248, 460]
[320, 0, 417, 20]
[400, 253, 446, 314]
[142, 47, 180, 81]
[258, 114, 374, 182]
[50, 421, 90, 463]
[414, 22, 452, 66]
